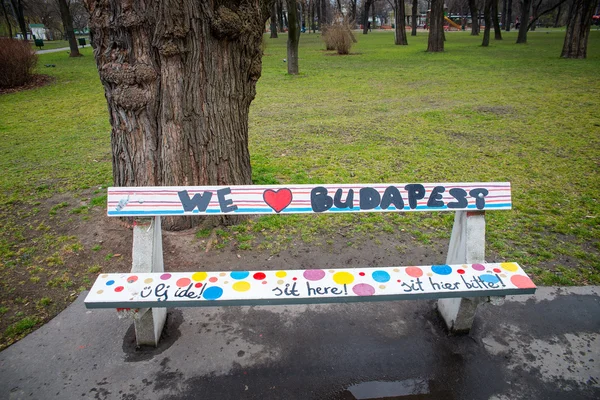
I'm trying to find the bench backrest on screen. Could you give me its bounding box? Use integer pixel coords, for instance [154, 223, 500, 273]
[107, 182, 511, 217]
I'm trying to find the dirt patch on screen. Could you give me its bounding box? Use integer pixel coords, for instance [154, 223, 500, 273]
[0, 74, 56, 95]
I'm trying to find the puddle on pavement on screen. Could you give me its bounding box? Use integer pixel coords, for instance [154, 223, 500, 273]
[337, 379, 454, 400]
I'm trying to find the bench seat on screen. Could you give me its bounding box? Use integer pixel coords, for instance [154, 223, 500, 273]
[85, 263, 535, 309]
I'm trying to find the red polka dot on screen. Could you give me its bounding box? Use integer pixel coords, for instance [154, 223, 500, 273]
[397, 279, 401, 282]
[115, 286, 124, 292]
[176, 278, 191, 288]
[359, 272, 365, 276]
[457, 269, 465, 274]
[253, 272, 266, 280]
[209, 277, 218, 283]
[127, 276, 138, 284]
[293, 277, 297, 281]
[493, 268, 501, 273]
[195, 283, 203, 288]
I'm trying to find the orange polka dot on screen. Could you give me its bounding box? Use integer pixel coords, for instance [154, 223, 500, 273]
[406, 267, 423, 278]
[511, 275, 536, 289]
[176, 278, 191, 288]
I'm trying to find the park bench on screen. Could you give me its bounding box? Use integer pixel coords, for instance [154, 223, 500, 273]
[85, 182, 536, 346]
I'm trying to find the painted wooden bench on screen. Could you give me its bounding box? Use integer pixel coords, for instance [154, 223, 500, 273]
[85, 182, 536, 346]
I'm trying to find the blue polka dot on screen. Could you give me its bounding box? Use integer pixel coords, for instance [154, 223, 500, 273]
[203, 286, 224, 300]
[106, 280, 115, 286]
[431, 265, 452, 275]
[372, 270, 390, 283]
[230, 271, 250, 280]
[479, 274, 499, 284]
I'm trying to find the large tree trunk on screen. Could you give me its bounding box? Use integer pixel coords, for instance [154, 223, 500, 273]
[561, 0, 595, 58]
[469, 0, 480, 35]
[363, 0, 373, 34]
[270, 2, 278, 38]
[57, 0, 81, 57]
[517, 0, 532, 43]
[482, 0, 492, 46]
[506, 0, 513, 31]
[86, 0, 270, 230]
[287, 0, 300, 74]
[395, 0, 408, 44]
[492, 0, 502, 39]
[411, 0, 418, 36]
[427, 0, 444, 51]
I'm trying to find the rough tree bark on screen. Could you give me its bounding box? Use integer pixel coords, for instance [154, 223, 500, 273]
[427, 0, 444, 51]
[411, 0, 418, 36]
[561, 0, 595, 58]
[270, 1, 278, 38]
[395, 0, 408, 45]
[363, 0, 373, 34]
[469, 0, 480, 35]
[57, 0, 81, 57]
[492, 0, 502, 39]
[517, 0, 532, 43]
[287, 0, 300, 73]
[482, 0, 492, 46]
[85, 0, 271, 230]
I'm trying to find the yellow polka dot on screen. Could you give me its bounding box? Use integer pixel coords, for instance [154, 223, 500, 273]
[501, 262, 519, 272]
[462, 264, 469, 268]
[97, 290, 104, 294]
[500, 274, 507, 278]
[224, 281, 229, 285]
[379, 285, 386, 290]
[333, 272, 354, 285]
[277, 279, 284, 285]
[329, 270, 335, 273]
[233, 281, 251, 292]
[192, 272, 207, 281]
[101, 274, 108, 278]
[275, 271, 287, 278]
[144, 278, 153, 284]
[393, 268, 400, 273]
[427, 272, 433, 277]
[219, 272, 226, 277]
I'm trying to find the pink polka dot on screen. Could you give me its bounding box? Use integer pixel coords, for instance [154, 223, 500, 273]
[406, 267, 423, 278]
[352, 283, 375, 296]
[511, 275, 536, 289]
[115, 286, 124, 292]
[209, 277, 218, 283]
[176, 278, 191, 288]
[472, 264, 485, 271]
[303, 269, 326, 281]
[127, 276, 138, 284]
[262, 281, 267, 285]
[160, 273, 172, 280]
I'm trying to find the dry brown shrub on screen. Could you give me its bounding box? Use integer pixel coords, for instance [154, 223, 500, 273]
[0, 39, 38, 88]
[322, 17, 355, 55]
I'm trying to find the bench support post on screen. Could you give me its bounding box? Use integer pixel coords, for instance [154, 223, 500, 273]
[437, 211, 486, 333]
[131, 217, 166, 346]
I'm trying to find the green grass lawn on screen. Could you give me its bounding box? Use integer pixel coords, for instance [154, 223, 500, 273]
[0, 30, 599, 345]
[29, 38, 89, 51]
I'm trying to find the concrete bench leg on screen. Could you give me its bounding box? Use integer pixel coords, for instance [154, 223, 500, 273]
[131, 217, 166, 346]
[437, 211, 487, 333]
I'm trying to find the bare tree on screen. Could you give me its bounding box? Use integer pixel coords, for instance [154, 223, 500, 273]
[468, 0, 481, 34]
[9, 0, 27, 40]
[561, 0, 595, 58]
[427, 0, 444, 51]
[411, 0, 418, 35]
[287, 0, 300, 74]
[394, 0, 408, 44]
[482, 0, 492, 45]
[57, 0, 80, 56]
[363, 0, 373, 33]
[492, 0, 502, 38]
[1, 0, 14, 38]
[271, 1, 278, 37]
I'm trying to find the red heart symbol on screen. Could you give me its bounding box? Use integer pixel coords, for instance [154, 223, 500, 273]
[263, 189, 293, 213]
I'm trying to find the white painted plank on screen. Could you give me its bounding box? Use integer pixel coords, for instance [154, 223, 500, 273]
[84, 263, 535, 309]
[107, 182, 512, 217]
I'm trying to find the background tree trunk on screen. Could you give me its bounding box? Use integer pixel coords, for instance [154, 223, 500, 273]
[469, 0, 480, 35]
[1, 0, 13, 38]
[492, 0, 502, 39]
[395, 0, 408, 44]
[86, 0, 270, 230]
[363, 0, 373, 34]
[506, 0, 513, 31]
[411, 0, 418, 35]
[287, 0, 300, 73]
[278, 0, 285, 31]
[57, 0, 80, 57]
[270, 2, 278, 38]
[9, 0, 27, 40]
[561, 0, 595, 58]
[482, 0, 492, 46]
[517, 0, 532, 43]
[427, 0, 444, 51]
